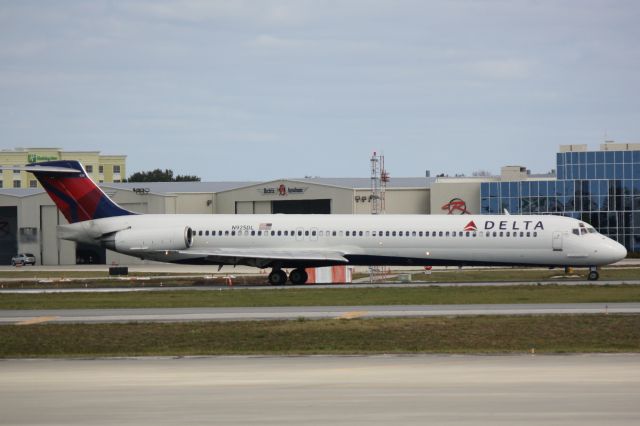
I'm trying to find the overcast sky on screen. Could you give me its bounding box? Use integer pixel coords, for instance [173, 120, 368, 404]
[1, 0, 639, 180]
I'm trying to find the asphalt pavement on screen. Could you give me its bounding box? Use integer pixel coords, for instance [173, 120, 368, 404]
[1, 355, 638, 425]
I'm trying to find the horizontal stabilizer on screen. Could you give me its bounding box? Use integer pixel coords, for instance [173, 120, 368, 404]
[0, 165, 81, 174]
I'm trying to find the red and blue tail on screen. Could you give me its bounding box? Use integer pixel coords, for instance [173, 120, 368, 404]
[27, 160, 135, 223]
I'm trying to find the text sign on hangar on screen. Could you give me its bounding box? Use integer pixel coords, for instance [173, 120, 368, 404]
[257, 184, 309, 196]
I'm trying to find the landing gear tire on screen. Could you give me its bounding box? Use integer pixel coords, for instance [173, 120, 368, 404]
[588, 270, 599, 281]
[289, 268, 309, 285]
[268, 269, 288, 286]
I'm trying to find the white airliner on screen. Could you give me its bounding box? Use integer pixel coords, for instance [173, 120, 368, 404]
[7, 161, 627, 284]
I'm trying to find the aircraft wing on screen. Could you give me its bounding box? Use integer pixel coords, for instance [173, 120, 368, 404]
[170, 248, 349, 268]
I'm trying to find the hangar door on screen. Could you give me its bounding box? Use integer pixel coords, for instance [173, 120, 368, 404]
[0, 207, 17, 265]
[272, 199, 331, 214]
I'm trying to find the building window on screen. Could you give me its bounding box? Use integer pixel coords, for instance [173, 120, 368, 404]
[99, 165, 104, 173]
[13, 180, 21, 188]
[13, 166, 20, 175]
[113, 165, 121, 174]
[0, 181, 3, 188]
[29, 180, 37, 188]
[86, 165, 93, 173]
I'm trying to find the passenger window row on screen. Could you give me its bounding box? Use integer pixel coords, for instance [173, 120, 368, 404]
[192, 229, 539, 238]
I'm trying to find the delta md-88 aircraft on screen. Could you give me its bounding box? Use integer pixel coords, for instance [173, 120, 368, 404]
[8, 160, 627, 284]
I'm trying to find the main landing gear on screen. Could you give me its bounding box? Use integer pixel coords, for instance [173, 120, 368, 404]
[268, 268, 309, 285]
[587, 266, 599, 281]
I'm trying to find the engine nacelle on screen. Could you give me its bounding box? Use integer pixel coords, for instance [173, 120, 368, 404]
[103, 227, 193, 252]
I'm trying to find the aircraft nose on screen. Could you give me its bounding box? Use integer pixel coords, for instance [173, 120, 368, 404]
[612, 241, 628, 262]
[603, 239, 627, 264]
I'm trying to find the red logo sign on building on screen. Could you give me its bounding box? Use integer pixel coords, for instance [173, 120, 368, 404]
[441, 198, 470, 215]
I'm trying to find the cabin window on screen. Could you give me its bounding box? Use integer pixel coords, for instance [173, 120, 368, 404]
[452, 231, 456, 237]
[372, 231, 377, 237]
[492, 231, 497, 237]
[533, 232, 538, 237]
[251, 231, 255, 236]
[520, 232, 524, 237]
[419, 231, 423, 237]
[305, 230, 309, 236]
[333, 231, 337, 236]
[445, 231, 450, 237]
[205, 231, 209, 236]
[358, 231, 363, 236]
[312, 231, 317, 236]
[366, 231, 370, 237]
[412, 231, 416, 237]
[499, 232, 503, 237]
[231, 231, 236, 236]
[392, 231, 397, 237]
[319, 231, 323, 237]
[198, 230, 202, 236]
[526, 232, 531, 237]
[439, 231, 443, 237]
[224, 231, 229, 236]
[339, 231, 344, 237]
[465, 232, 470, 237]
[277, 230, 282, 236]
[346, 231, 350, 236]
[386, 231, 390, 236]
[425, 231, 430, 237]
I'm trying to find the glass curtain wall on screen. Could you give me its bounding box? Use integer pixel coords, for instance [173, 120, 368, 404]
[480, 150, 640, 252]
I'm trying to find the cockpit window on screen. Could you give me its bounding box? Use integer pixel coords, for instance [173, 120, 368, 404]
[580, 228, 587, 235]
[572, 229, 580, 236]
[587, 228, 596, 233]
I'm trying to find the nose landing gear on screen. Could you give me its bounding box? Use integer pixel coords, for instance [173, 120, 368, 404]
[587, 266, 599, 281]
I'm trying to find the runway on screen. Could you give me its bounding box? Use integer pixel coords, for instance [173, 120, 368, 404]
[1, 355, 638, 425]
[2, 303, 639, 324]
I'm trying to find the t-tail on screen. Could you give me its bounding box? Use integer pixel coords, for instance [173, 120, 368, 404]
[24, 160, 135, 223]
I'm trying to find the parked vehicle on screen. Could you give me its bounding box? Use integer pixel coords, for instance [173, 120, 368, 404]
[11, 253, 36, 266]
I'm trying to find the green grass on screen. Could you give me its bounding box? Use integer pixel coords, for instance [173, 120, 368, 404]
[1, 315, 638, 357]
[409, 267, 640, 282]
[2, 285, 640, 310]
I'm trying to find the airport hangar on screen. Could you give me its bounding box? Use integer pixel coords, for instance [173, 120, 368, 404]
[0, 143, 639, 265]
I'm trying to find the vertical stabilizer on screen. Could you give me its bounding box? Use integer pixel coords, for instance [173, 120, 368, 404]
[27, 160, 135, 223]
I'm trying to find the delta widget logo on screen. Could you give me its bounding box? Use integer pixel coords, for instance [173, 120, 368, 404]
[463, 221, 477, 231]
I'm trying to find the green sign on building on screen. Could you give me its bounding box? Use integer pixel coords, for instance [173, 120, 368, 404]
[27, 154, 59, 163]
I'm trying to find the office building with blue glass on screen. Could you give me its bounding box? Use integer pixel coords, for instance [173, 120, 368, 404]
[480, 143, 640, 253]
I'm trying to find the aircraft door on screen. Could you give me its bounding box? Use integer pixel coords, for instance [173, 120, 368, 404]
[552, 231, 563, 251]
